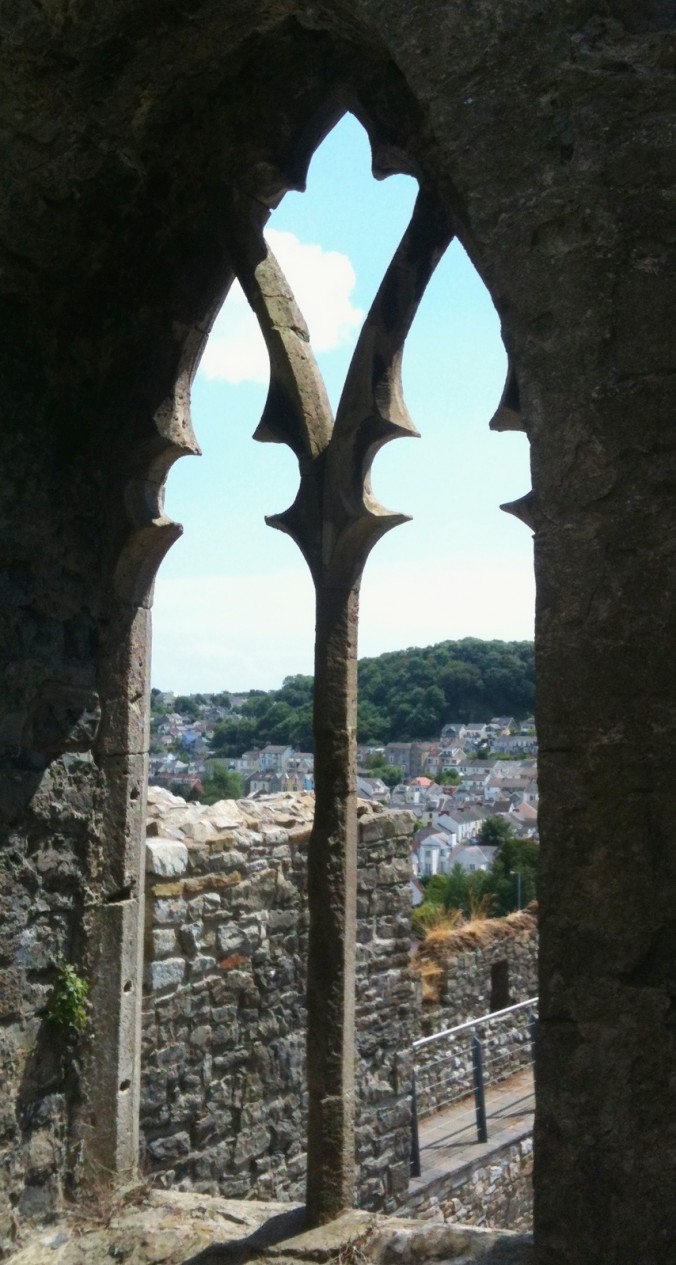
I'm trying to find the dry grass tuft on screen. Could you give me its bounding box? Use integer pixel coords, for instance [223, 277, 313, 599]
[63, 1172, 152, 1233]
[467, 889, 496, 922]
[335, 1221, 378, 1265]
[409, 902, 538, 1005]
[415, 905, 465, 936]
[415, 958, 446, 1003]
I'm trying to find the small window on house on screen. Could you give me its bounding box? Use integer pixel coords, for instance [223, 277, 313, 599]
[490, 958, 511, 1012]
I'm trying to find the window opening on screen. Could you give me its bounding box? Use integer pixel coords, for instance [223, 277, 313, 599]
[490, 959, 511, 1012]
[144, 111, 537, 1211]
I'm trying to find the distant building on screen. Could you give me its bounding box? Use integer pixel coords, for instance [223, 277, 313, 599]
[245, 770, 283, 795]
[259, 745, 293, 773]
[414, 831, 497, 878]
[356, 776, 390, 804]
[384, 742, 413, 777]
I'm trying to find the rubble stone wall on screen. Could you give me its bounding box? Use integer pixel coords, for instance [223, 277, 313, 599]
[412, 917, 539, 1119]
[405, 1134, 533, 1231]
[0, 423, 111, 1255]
[141, 790, 416, 1213]
[419, 919, 539, 1038]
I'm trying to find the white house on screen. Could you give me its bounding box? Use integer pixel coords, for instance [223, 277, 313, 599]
[259, 744, 293, 773]
[437, 806, 488, 842]
[415, 835, 497, 878]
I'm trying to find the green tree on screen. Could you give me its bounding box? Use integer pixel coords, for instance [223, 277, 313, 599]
[189, 636, 535, 756]
[357, 699, 389, 744]
[288, 703, 314, 751]
[277, 675, 314, 708]
[363, 752, 387, 770]
[486, 835, 538, 915]
[361, 752, 403, 788]
[425, 864, 492, 916]
[199, 765, 244, 805]
[210, 715, 257, 756]
[174, 695, 200, 719]
[478, 815, 517, 848]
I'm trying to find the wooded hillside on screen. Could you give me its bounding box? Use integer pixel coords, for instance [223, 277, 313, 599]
[209, 638, 535, 755]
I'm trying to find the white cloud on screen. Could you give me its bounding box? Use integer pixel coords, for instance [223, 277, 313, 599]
[198, 229, 363, 384]
[151, 556, 534, 693]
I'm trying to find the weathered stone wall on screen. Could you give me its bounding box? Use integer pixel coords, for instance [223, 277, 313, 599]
[416, 914, 539, 1037]
[0, 418, 109, 1255]
[405, 1135, 533, 1233]
[0, 413, 164, 1255]
[410, 915, 538, 1120]
[2, 4, 675, 1260]
[141, 790, 415, 1212]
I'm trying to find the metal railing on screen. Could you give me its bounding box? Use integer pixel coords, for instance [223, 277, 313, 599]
[410, 997, 537, 1173]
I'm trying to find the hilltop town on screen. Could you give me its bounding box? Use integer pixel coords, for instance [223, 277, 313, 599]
[149, 691, 538, 888]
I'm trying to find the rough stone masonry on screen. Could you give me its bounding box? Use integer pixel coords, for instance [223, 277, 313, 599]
[1, 3, 675, 1261]
[141, 789, 416, 1213]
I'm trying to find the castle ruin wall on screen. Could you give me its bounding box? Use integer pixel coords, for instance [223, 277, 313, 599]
[141, 790, 417, 1213]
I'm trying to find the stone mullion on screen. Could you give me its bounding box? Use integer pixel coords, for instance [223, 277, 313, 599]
[305, 581, 360, 1224]
[81, 600, 151, 1184]
[225, 189, 449, 1227]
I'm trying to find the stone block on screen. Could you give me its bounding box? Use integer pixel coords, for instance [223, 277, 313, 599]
[190, 1025, 213, 1049]
[208, 802, 246, 830]
[187, 819, 220, 844]
[148, 1131, 191, 1160]
[216, 926, 249, 956]
[189, 954, 217, 980]
[179, 923, 202, 956]
[183, 872, 241, 896]
[260, 828, 289, 846]
[211, 849, 246, 873]
[146, 838, 189, 877]
[153, 882, 184, 899]
[0, 969, 23, 1019]
[154, 898, 188, 925]
[145, 958, 186, 993]
[152, 928, 177, 958]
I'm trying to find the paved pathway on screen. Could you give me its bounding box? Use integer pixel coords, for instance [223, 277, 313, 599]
[415, 1066, 535, 1180]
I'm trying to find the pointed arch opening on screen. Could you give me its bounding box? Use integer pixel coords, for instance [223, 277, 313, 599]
[141, 110, 536, 1214]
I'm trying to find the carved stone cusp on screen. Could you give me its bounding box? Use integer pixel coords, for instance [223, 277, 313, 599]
[501, 490, 537, 530]
[224, 198, 333, 460]
[490, 359, 524, 432]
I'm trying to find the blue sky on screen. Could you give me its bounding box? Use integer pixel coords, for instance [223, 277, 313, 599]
[152, 114, 534, 693]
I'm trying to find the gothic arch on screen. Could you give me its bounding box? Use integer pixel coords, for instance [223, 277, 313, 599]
[1, 5, 675, 1261]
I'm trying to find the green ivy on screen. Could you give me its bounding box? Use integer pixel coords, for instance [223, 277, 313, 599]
[48, 964, 89, 1033]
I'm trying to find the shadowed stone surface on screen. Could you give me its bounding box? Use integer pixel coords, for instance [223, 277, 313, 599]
[7, 1193, 533, 1265]
[1, 3, 675, 1262]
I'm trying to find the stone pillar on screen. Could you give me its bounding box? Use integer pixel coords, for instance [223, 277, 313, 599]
[81, 419, 187, 1184]
[82, 603, 152, 1181]
[305, 583, 359, 1221]
[225, 186, 451, 1224]
[533, 279, 676, 1260]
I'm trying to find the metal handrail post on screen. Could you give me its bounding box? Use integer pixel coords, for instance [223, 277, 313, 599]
[471, 1032, 488, 1143]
